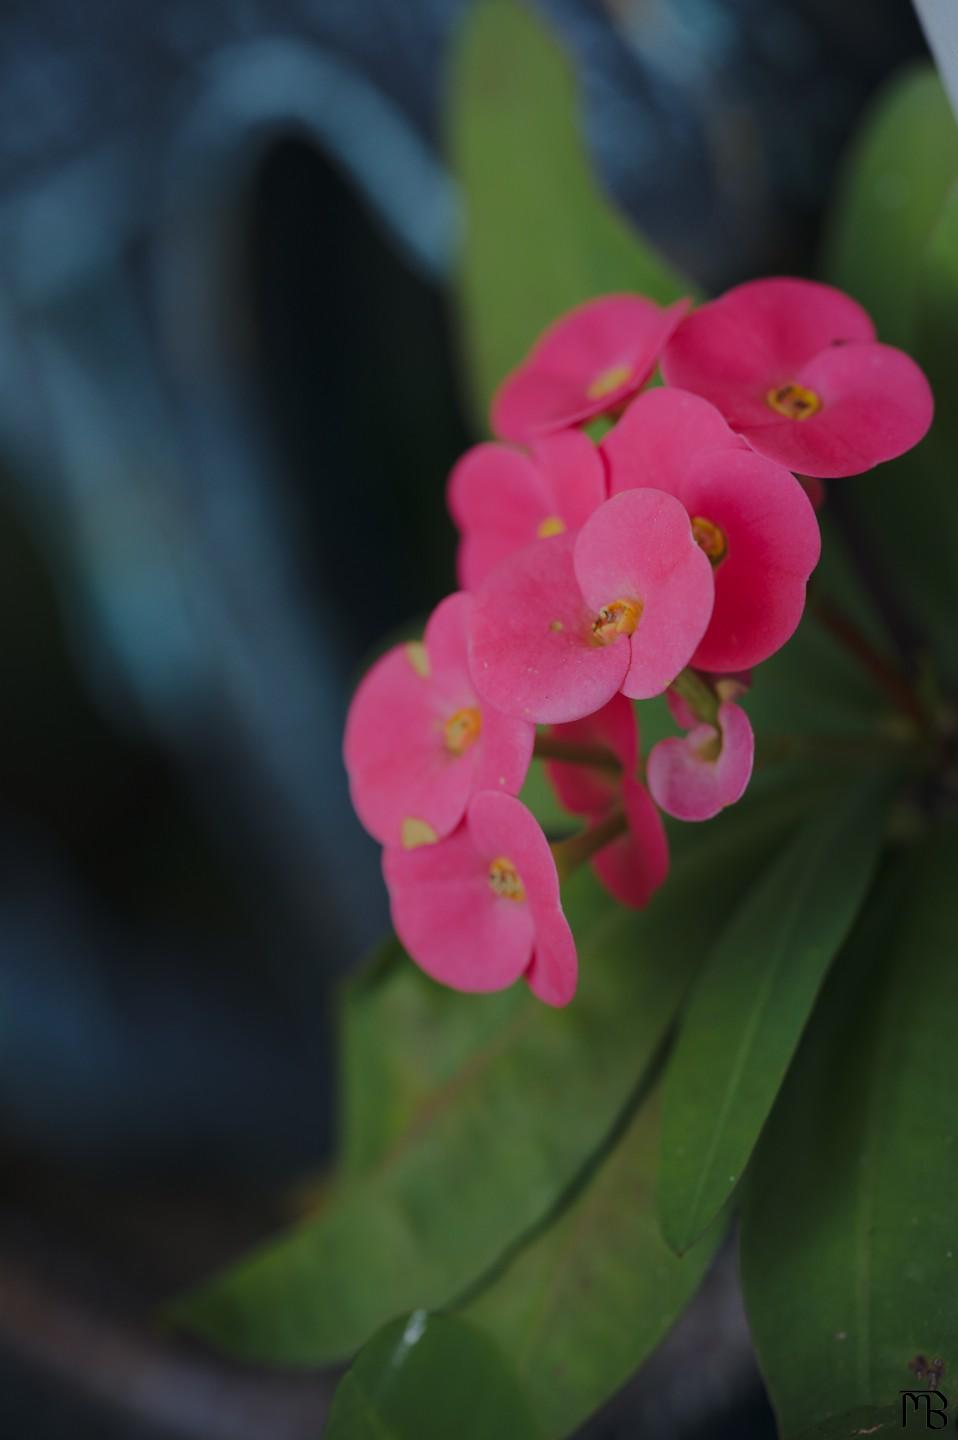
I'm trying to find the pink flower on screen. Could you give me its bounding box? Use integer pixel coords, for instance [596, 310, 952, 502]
[491, 294, 691, 445]
[546, 693, 638, 818]
[448, 429, 606, 591]
[383, 791, 577, 1006]
[545, 696, 669, 909]
[661, 278, 933, 478]
[469, 491, 714, 724]
[343, 593, 534, 848]
[603, 388, 821, 672]
[647, 699, 754, 821]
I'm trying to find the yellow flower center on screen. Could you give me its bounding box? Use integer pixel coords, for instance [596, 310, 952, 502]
[586, 362, 632, 401]
[691, 515, 728, 565]
[537, 514, 566, 538]
[766, 382, 821, 420]
[488, 856, 526, 901]
[444, 706, 482, 755]
[591, 597, 642, 645]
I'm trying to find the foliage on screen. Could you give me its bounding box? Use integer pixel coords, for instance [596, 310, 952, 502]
[170, 5, 958, 1436]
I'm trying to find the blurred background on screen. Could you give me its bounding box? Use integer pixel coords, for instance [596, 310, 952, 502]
[0, 0, 929, 1434]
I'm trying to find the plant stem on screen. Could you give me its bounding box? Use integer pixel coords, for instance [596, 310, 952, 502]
[533, 734, 621, 772]
[551, 807, 628, 880]
[825, 486, 925, 675]
[812, 598, 931, 732]
[670, 668, 719, 726]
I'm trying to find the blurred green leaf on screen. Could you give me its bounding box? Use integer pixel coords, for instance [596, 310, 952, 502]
[465, 1089, 720, 1437]
[741, 826, 958, 1435]
[821, 64, 958, 687]
[171, 787, 817, 1366]
[792, 1406, 899, 1440]
[325, 1311, 544, 1440]
[448, 0, 692, 427]
[659, 775, 892, 1255]
[823, 64, 958, 349]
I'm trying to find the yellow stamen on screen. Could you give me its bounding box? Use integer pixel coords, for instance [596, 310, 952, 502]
[766, 381, 821, 420]
[691, 515, 728, 565]
[592, 597, 642, 645]
[537, 514, 566, 538]
[444, 706, 482, 755]
[488, 856, 526, 901]
[405, 642, 430, 677]
[586, 362, 632, 401]
[402, 817, 438, 849]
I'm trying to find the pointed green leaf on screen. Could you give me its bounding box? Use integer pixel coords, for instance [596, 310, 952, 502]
[466, 1090, 720, 1437]
[659, 776, 892, 1255]
[741, 826, 958, 1435]
[326, 1311, 544, 1440]
[170, 788, 814, 1366]
[448, 0, 692, 426]
[823, 64, 958, 349]
[821, 64, 958, 685]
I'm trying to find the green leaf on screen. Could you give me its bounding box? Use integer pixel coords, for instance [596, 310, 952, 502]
[791, 1406, 899, 1440]
[821, 65, 958, 686]
[170, 787, 814, 1366]
[325, 1311, 544, 1440]
[465, 1089, 720, 1437]
[741, 825, 958, 1436]
[447, 0, 692, 426]
[659, 775, 892, 1255]
[822, 64, 958, 349]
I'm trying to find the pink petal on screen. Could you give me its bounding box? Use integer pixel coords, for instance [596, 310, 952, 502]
[449, 444, 553, 591]
[491, 295, 690, 444]
[427, 593, 535, 801]
[344, 593, 532, 846]
[592, 777, 669, 909]
[737, 341, 935, 478]
[647, 700, 754, 821]
[602, 386, 745, 496]
[468, 791, 578, 1007]
[661, 278, 876, 430]
[668, 449, 821, 672]
[545, 693, 638, 817]
[469, 531, 630, 724]
[573, 490, 715, 700]
[449, 432, 607, 591]
[531, 429, 608, 529]
[526, 907, 579, 1007]
[383, 823, 535, 993]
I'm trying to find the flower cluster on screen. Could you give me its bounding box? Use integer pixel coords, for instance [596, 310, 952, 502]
[345, 278, 932, 1007]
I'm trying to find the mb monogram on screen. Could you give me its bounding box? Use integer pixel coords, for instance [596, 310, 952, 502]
[901, 1390, 950, 1429]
